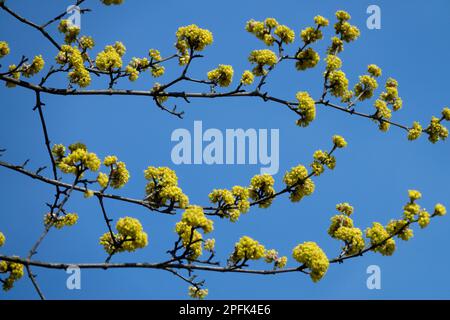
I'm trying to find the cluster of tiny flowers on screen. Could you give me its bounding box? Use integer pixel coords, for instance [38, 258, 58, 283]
[0, 41, 10, 58]
[314, 15, 330, 27]
[354, 74, 378, 101]
[373, 99, 392, 132]
[248, 174, 275, 208]
[204, 238, 215, 252]
[295, 48, 320, 71]
[175, 206, 213, 260]
[55, 45, 91, 87]
[0, 260, 24, 291]
[208, 187, 250, 222]
[365, 222, 396, 256]
[151, 82, 169, 104]
[20, 55, 45, 78]
[325, 54, 342, 72]
[99, 217, 148, 255]
[386, 219, 413, 241]
[327, 37, 344, 55]
[300, 26, 323, 45]
[408, 121, 423, 141]
[207, 64, 234, 87]
[425, 114, 449, 143]
[100, 0, 124, 5]
[367, 64, 382, 78]
[44, 212, 78, 229]
[144, 166, 189, 209]
[283, 165, 315, 202]
[248, 49, 278, 76]
[52, 143, 101, 176]
[264, 249, 288, 270]
[246, 18, 295, 45]
[240, 70, 254, 85]
[295, 91, 316, 127]
[0, 232, 5, 247]
[229, 236, 266, 264]
[328, 203, 364, 255]
[5, 64, 20, 88]
[125, 57, 150, 81]
[292, 242, 329, 282]
[378, 77, 403, 112]
[175, 24, 213, 65]
[332, 135, 347, 148]
[188, 286, 208, 299]
[79, 36, 95, 51]
[100, 155, 130, 189]
[95, 42, 126, 71]
[58, 20, 80, 44]
[311, 150, 336, 176]
[334, 10, 360, 43]
[328, 70, 349, 99]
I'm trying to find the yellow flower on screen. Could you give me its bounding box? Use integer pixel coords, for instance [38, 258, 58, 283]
[0, 232, 5, 247]
[249, 174, 275, 208]
[100, 216, 148, 254]
[295, 91, 316, 127]
[181, 206, 213, 234]
[408, 189, 422, 201]
[365, 222, 396, 256]
[434, 203, 447, 216]
[295, 48, 320, 71]
[248, 49, 278, 76]
[5, 64, 21, 88]
[97, 172, 109, 188]
[188, 286, 208, 299]
[101, 0, 124, 5]
[283, 164, 315, 202]
[204, 238, 215, 252]
[79, 36, 95, 50]
[95, 45, 123, 71]
[314, 15, 329, 27]
[292, 242, 329, 282]
[21, 55, 45, 78]
[240, 70, 254, 85]
[386, 219, 413, 241]
[325, 54, 342, 72]
[418, 210, 431, 228]
[328, 70, 348, 97]
[207, 64, 234, 87]
[149, 49, 162, 61]
[274, 25, 295, 44]
[367, 64, 382, 77]
[0, 41, 10, 58]
[408, 122, 422, 141]
[442, 107, 450, 121]
[336, 202, 353, 215]
[230, 236, 266, 263]
[44, 212, 78, 229]
[300, 26, 323, 44]
[332, 135, 347, 148]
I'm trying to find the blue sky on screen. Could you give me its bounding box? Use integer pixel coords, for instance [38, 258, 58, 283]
[0, 0, 449, 299]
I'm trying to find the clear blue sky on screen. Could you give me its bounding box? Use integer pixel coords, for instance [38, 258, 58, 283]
[0, 0, 449, 299]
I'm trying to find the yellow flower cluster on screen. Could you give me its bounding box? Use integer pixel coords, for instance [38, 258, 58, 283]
[5, 64, 20, 88]
[207, 64, 234, 87]
[125, 57, 151, 81]
[264, 249, 288, 269]
[52, 143, 101, 175]
[208, 187, 250, 222]
[354, 74, 378, 101]
[442, 107, 450, 121]
[292, 242, 329, 282]
[408, 121, 423, 141]
[434, 203, 447, 216]
[426, 116, 448, 143]
[58, 20, 80, 44]
[180, 206, 214, 234]
[314, 15, 329, 27]
[56, 143, 100, 174]
[79, 36, 95, 50]
[246, 18, 295, 45]
[99, 217, 148, 254]
[95, 42, 126, 71]
[295, 48, 320, 71]
[204, 238, 215, 252]
[295, 91, 316, 127]
[151, 82, 169, 104]
[149, 49, 161, 61]
[379, 77, 402, 111]
[175, 206, 213, 260]
[248, 174, 275, 208]
[101, 156, 130, 189]
[386, 219, 413, 241]
[230, 236, 266, 263]
[332, 135, 347, 148]
[144, 166, 189, 209]
[328, 70, 349, 98]
[311, 150, 336, 176]
[300, 27, 323, 44]
[44, 212, 78, 229]
[373, 99, 392, 132]
[175, 24, 213, 64]
[327, 37, 344, 55]
[0, 260, 24, 291]
[283, 165, 315, 202]
[334, 226, 365, 255]
[365, 222, 396, 256]
[325, 54, 342, 72]
[21, 55, 45, 78]
[367, 64, 382, 77]
[0, 41, 9, 58]
[0, 232, 5, 247]
[55, 45, 91, 87]
[336, 202, 353, 215]
[328, 214, 354, 237]
[240, 70, 254, 85]
[188, 286, 208, 299]
[101, 0, 123, 5]
[334, 10, 360, 43]
[248, 49, 278, 76]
